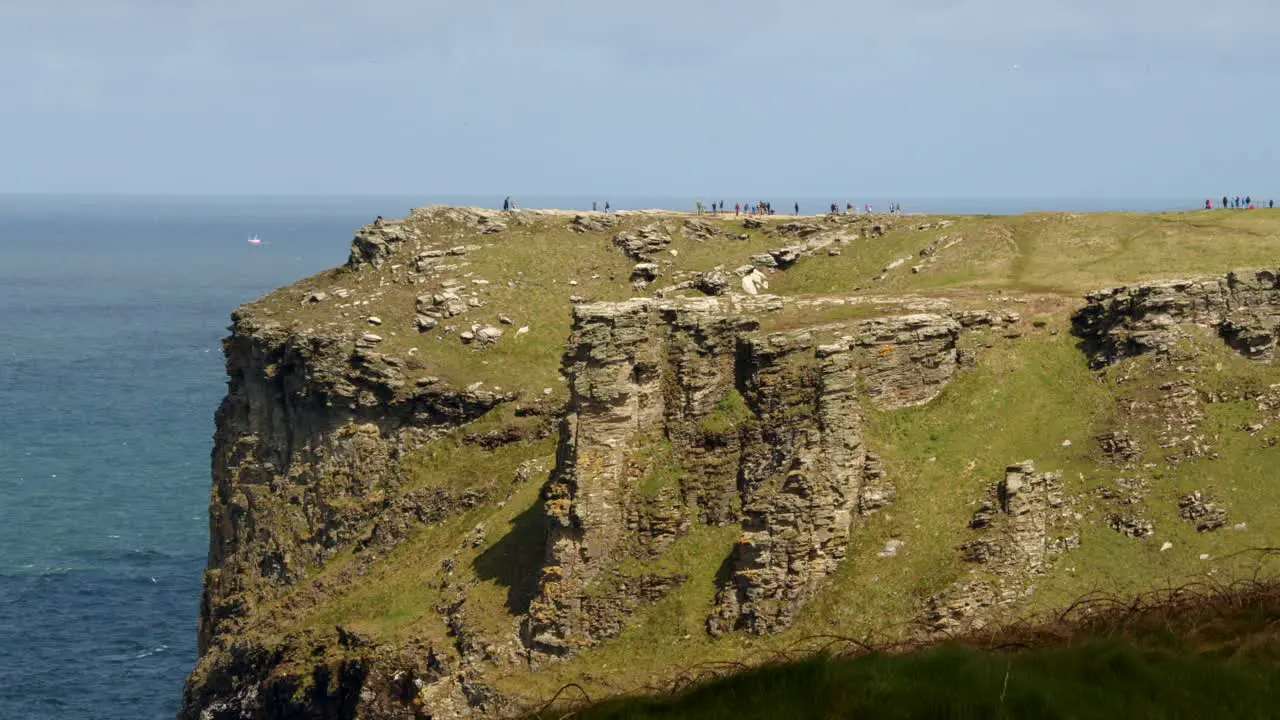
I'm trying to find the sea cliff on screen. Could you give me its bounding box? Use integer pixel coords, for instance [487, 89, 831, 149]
[185, 207, 1280, 718]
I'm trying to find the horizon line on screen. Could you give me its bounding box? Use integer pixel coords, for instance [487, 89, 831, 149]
[0, 192, 1221, 201]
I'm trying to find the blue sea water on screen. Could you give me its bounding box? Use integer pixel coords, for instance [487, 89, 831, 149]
[0, 196, 417, 719]
[0, 193, 1203, 718]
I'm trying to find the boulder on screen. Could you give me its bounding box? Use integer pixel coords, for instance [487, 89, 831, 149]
[613, 226, 672, 261]
[682, 218, 721, 242]
[348, 226, 408, 268]
[693, 269, 731, 296]
[741, 269, 770, 295]
[570, 213, 621, 234]
[770, 246, 803, 268]
[1178, 491, 1227, 532]
[751, 253, 778, 268]
[431, 292, 469, 318]
[775, 222, 821, 238]
[630, 263, 661, 289]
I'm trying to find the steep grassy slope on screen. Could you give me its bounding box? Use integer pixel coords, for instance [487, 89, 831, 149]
[185, 207, 1280, 720]
[556, 635, 1280, 719]
[540, 579, 1280, 719]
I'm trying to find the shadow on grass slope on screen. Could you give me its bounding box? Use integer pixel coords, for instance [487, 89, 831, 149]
[532, 578, 1280, 720]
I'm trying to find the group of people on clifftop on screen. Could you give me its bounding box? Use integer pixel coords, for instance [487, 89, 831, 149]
[1205, 195, 1273, 210]
[825, 202, 902, 215]
[691, 200, 905, 217]
[694, 200, 775, 216]
[491, 196, 913, 215]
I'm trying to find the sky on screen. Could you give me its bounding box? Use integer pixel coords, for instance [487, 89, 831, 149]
[1, 0, 1278, 198]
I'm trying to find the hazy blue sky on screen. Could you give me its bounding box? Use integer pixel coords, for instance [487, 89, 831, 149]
[2, 1, 1277, 197]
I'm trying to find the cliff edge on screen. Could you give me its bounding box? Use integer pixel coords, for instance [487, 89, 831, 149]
[184, 207, 1280, 718]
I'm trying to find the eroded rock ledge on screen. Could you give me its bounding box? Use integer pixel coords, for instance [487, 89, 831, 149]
[523, 297, 1009, 653]
[926, 461, 1078, 633]
[201, 313, 512, 652]
[1074, 268, 1280, 367]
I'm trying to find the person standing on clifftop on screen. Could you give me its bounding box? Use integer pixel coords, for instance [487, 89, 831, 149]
[604, 201, 610, 213]
[592, 201, 597, 212]
[734, 203, 740, 216]
[1223, 196, 1229, 209]
[502, 197, 510, 211]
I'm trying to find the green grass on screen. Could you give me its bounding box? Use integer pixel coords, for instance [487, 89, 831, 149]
[771, 317, 1111, 640]
[635, 438, 684, 498]
[773, 212, 1280, 297]
[215, 207, 1280, 713]
[400, 404, 554, 492]
[498, 523, 743, 701]
[698, 390, 753, 439]
[245, 209, 1280, 398]
[555, 637, 1280, 719]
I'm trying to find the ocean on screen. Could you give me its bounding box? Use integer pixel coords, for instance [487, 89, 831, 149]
[0, 194, 1200, 718]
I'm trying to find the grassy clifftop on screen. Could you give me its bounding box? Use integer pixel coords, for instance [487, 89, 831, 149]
[242, 207, 1280, 396]
[189, 206, 1280, 719]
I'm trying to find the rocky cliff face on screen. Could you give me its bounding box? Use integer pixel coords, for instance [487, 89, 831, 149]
[524, 298, 980, 651]
[201, 312, 510, 652]
[1074, 268, 1280, 367]
[186, 206, 1280, 720]
[926, 461, 1078, 632]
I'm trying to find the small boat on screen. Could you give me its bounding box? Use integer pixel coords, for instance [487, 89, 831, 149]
[247, 234, 262, 245]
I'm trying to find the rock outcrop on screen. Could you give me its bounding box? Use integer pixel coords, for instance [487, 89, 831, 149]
[522, 297, 978, 652]
[349, 223, 413, 269]
[200, 313, 509, 653]
[612, 226, 672, 261]
[926, 461, 1078, 632]
[188, 208, 1280, 720]
[1178, 491, 1228, 532]
[707, 333, 867, 635]
[1074, 268, 1280, 367]
[571, 213, 621, 234]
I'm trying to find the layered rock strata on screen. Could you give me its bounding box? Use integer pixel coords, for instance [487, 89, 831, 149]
[201, 313, 509, 652]
[926, 461, 1078, 632]
[524, 299, 975, 651]
[1074, 268, 1280, 367]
